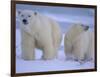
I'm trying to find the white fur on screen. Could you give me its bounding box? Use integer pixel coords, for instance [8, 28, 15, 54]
[73, 31, 94, 62]
[64, 23, 94, 62]
[18, 10, 62, 60]
[64, 23, 87, 58]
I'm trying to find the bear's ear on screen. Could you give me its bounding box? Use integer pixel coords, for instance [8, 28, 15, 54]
[17, 10, 22, 16]
[34, 11, 37, 15]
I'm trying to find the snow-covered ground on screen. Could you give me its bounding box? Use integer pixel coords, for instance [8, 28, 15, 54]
[16, 29, 94, 73]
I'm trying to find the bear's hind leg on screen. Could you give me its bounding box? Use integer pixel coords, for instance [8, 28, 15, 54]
[64, 41, 73, 60]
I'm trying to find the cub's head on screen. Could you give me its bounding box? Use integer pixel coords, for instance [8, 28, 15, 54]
[79, 24, 89, 31]
[66, 23, 89, 39]
[17, 10, 38, 25]
[71, 23, 89, 32]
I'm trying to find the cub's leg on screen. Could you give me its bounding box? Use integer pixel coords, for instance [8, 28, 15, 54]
[72, 33, 89, 63]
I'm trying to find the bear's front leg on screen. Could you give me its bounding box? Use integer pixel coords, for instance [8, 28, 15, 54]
[72, 42, 85, 63]
[21, 32, 35, 60]
[73, 50, 85, 64]
[42, 38, 56, 60]
[43, 46, 56, 60]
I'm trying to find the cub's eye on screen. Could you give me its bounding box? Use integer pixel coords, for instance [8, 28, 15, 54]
[21, 14, 24, 17]
[28, 15, 31, 17]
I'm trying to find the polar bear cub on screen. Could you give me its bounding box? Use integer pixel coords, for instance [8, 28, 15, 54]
[64, 23, 94, 62]
[73, 30, 94, 62]
[17, 10, 62, 60]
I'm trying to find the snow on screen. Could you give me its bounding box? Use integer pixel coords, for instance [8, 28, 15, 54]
[16, 29, 94, 73]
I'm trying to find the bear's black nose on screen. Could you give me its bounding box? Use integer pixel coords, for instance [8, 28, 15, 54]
[85, 26, 89, 31]
[23, 19, 27, 23]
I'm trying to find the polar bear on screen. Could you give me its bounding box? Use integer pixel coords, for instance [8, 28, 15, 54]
[72, 30, 94, 62]
[17, 10, 62, 60]
[64, 23, 91, 61]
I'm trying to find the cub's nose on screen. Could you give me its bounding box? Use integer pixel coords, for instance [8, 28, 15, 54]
[85, 26, 89, 30]
[23, 19, 27, 23]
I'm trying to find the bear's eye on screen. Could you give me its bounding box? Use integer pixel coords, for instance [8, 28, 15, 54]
[28, 15, 31, 17]
[21, 14, 24, 17]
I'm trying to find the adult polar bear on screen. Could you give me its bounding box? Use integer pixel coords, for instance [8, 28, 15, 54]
[64, 23, 94, 62]
[17, 10, 62, 60]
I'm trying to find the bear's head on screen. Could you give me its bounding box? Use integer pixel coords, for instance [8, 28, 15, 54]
[17, 10, 38, 34]
[17, 10, 38, 25]
[80, 24, 89, 31]
[70, 23, 89, 32]
[66, 23, 89, 41]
